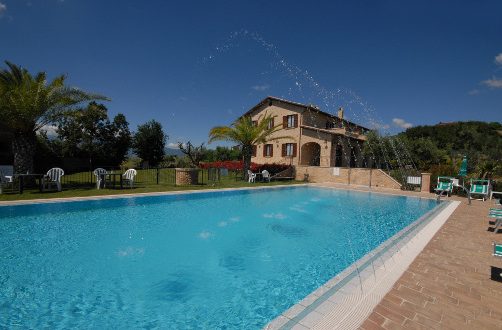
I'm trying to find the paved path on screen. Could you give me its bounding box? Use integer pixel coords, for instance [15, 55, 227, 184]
[360, 198, 502, 329]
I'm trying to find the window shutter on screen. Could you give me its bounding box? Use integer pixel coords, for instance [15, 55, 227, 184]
[294, 114, 299, 128]
[270, 145, 273, 157]
[252, 145, 256, 157]
[293, 143, 297, 157]
[283, 116, 287, 128]
[282, 144, 286, 157]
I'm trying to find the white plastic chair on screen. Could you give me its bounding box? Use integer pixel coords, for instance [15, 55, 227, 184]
[247, 170, 256, 183]
[93, 168, 108, 189]
[0, 171, 15, 194]
[43, 168, 64, 192]
[262, 170, 271, 182]
[122, 169, 137, 188]
[0, 165, 13, 183]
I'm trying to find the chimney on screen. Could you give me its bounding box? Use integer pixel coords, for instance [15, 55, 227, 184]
[337, 107, 344, 119]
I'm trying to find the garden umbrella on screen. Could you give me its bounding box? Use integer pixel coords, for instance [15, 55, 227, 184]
[458, 156, 468, 177]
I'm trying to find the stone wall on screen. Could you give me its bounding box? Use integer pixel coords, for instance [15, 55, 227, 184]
[175, 168, 200, 185]
[295, 165, 402, 190]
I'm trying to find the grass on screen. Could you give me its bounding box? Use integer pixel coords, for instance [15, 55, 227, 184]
[0, 173, 299, 202]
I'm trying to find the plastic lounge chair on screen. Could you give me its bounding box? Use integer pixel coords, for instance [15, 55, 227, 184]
[434, 176, 453, 197]
[492, 218, 502, 234]
[247, 170, 256, 183]
[93, 168, 108, 189]
[470, 179, 490, 201]
[489, 209, 502, 233]
[491, 243, 502, 282]
[494, 242, 502, 258]
[43, 168, 64, 192]
[123, 169, 137, 188]
[261, 170, 271, 182]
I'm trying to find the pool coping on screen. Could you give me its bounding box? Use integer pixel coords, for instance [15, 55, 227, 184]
[0, 182, 439, 207]
[264, 195, 460, 329]
[0, 183, 309, 207]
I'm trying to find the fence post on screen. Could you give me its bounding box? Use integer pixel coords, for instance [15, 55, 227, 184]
[156, 168, 159, 184]
[421, 173, 431, 193]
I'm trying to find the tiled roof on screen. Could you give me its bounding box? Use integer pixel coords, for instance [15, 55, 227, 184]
[241, 96, 370, 131]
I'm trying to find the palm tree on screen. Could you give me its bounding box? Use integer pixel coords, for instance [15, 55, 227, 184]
[209, 113, 284, 179]
[0, 61, 108, 173]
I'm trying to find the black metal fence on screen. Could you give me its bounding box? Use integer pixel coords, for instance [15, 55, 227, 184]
[60, 167, 244, 188]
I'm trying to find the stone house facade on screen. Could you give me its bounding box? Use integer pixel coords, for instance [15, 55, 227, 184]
[244, 96, 370, 168]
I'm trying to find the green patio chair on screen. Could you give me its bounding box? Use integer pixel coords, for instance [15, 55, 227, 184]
[434, 176, 453, 197]
[489, 209, 502, 233]
[493, 242, 502, 257]
[470, 179, 490, 201]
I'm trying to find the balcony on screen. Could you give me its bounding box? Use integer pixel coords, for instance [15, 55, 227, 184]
[300, 125, 367, 141]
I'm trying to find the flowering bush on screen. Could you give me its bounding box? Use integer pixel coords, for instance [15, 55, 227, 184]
[200, 161, 291, 175]
[199, 160, 252, 171]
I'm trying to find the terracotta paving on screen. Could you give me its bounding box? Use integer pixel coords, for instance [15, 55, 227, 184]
[360, 198, 502, 330]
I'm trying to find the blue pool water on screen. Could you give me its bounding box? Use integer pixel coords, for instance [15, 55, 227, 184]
[0, 187, 439, 329]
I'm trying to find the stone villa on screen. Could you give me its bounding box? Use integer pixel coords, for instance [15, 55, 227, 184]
[244, 96, 370, 168]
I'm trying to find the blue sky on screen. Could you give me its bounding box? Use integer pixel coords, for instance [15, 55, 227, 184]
[1, 0, 501, 147]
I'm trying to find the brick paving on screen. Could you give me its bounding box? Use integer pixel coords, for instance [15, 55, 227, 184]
[360, 198, 502, 330]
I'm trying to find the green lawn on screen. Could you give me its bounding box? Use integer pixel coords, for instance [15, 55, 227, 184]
[0, 175, 299, 202]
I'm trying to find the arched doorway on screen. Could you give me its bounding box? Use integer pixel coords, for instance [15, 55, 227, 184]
[301, 142, 321, 166]
[334, 144, 343, 167]
[350, 147, 358, 168]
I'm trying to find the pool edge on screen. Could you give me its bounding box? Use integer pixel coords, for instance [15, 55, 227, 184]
[264, 199, 461, 330]
[0, 183, 308, 207]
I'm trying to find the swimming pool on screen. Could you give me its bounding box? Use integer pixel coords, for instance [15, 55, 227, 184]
[0, 186, 440, 329]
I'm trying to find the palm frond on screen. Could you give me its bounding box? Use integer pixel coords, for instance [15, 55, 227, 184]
[0, 61, 110, 133]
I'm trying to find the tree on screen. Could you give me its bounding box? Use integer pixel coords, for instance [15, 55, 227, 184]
[56, 102, 131, 168]
[132, 120, 167, 167]
[208, 114, 282, 179]
[178, 141, 206, 168]
[0, 61, 108, 173]
[202, 146, 242, 162]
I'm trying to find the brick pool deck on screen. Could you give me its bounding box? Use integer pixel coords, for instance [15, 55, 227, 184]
[360, 196, 502, 329]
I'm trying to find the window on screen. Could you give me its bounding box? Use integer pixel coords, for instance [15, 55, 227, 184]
[252, 120, 258, 127]
[267, 117, 274, 130]
[282, 143, 297, 157]
[263, 144, 273, 157]
[283, 114, 298, 128]
[287, 115, 295, 128]
[252, 145, 257, 157]
[286, 143, 294, 156]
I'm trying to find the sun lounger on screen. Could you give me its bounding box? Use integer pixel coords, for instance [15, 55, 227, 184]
[494, 242, 502, 258]
[470, 179, 491, 201]
[434, 176, 453, 197]
[492, 242, 502, 282]
[489, 209, 502, 233]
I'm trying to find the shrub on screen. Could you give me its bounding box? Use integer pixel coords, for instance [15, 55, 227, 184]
[200, 161, 291, 175]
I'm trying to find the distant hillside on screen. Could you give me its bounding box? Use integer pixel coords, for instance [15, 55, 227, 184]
[399, 121, 502, 161]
